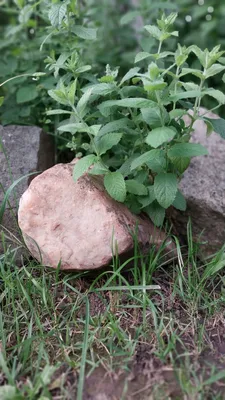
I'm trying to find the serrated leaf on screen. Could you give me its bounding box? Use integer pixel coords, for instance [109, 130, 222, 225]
[75, 65, 92, 74]
[104, 172, 126, 202]
[68, 79, 77, 104]
[118, 155, 139, 177]
[120, 67, 140, 85]
[168, 143, 208, 158]
[73, 155, 97, 182]
[189, 45, 205, 66]
[182, 82, 199, 91]
[144, 25, 161, 40]
[57, 123, 87, 134]
[16, 85, 38, 104]
[48, 3, 67, 27]
[146, 127, 176, 148]
[154, 173, 178, 208]
[126, 180, 148, 196]
[138, 186, 156, 208]
[203, 89, 225, 104]
[98, 98, 155, 117]
[135, 52, 152, 63]
[85, 83, 116, 96]
[144, 80, 167, 91]
[88, 162, 109, 175]
[169, 109, 186, 119]
[98, 118, 130, 136]
[48, 89, 69, 106]
[144, 201, 165, 227]
[173, 190, 186, 211]
[169, 156, 190, 173]
[204, 117, 225, 139]
[72, 26, 97, 40]
[180, 68, 204, 79]
[141, 106, 169, 128]
[170, 90, 201, 102]
[131, 149, 166, 173]
[77, 87, 93, 117]
[205, 64, 225, 79]
[95, 132, 122, 155]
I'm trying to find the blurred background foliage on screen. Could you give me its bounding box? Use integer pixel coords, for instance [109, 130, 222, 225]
[0, 0, 224, 129]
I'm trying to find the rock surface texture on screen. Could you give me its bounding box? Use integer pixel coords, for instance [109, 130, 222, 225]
[0, 125, 54, 254]
[18, 162, 174, 270]
[171, 109, 225, 258]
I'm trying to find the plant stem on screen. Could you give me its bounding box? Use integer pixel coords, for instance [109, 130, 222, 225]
[157, 41, 162, 54]
[173, 66, 180, 110]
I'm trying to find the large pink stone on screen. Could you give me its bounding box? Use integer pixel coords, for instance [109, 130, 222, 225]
[18, 162, 172, 270]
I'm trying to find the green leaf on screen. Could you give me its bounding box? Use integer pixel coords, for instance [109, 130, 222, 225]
[135, 52, 152, 63]
[72, 26, 97, 40]
[154, 173, 178, 208]
[68, 79, 77, 104]
[138, 186, 156, 208]
[126, 180, 148, 196]
[120, 67, 140, 85]
[173, 190, 187, 211]
[48, 3, 67, 27]
[95, 132, 122, 155]
[0, 96, 4, 106]
[169, 109, 186, 119]
[141, 106, 169, 128]
[98, 98, 155, 117]
[205, 64, 225, 79]
[48, 89, 69, 106]
[16, 85, 38, 104]
[144, 201, 165, 227]
[118, 155, 139, 177]
[46, 109, 72, 116]
[146, 127, 176, 148]
[77, 88, 93, 117]
[120, 11, 140, 25]
[168, 143, 208, 158]
[104, 172, 126, 202]
[144, 25, 161, 40]
[88, 162, 109, 175]
[144, 80, 167, 91]
[131, 149, 166, 173]
[170, 90, 201, 102]
[57, 123, 87, 134]
[98, 118, 130, 136]
[169, 156, 190, 173]
[203, 89, 225, 104]
[85, 83, 116, 96]
[204, 117, 225, 139]
[75, 65, 92, 74]
[73, 155, 97, 182]
[180, 68, 204, 79]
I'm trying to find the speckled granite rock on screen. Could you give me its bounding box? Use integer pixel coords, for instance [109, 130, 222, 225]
[0, 125, 54, 256]
[18, 161, 175, 270]
[170, 109, 225, 258]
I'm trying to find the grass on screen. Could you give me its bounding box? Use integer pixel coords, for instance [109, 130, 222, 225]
[0, 222, 225, 399]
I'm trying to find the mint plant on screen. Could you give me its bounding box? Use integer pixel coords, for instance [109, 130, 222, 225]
[47, 12, 225, 226]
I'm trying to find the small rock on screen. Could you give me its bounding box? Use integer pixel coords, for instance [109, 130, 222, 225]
[18, 162, 174, 270]
[0, 125, 54, 255]
[170, 109, 225, 258]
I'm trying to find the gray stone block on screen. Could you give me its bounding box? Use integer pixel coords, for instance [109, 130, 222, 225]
[0, 125, 54, 257]
[170, 110, 225, 258]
